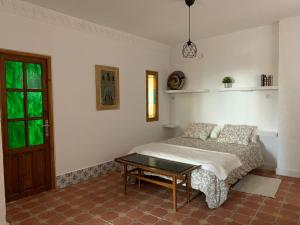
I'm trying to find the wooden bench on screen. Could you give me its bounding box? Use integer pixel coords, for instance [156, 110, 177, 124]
[115, 153, 200, 211]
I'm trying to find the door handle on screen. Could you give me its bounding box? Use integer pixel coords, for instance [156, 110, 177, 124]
[42, 120, 50, 137]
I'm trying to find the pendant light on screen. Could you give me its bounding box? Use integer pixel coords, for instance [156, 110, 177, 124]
[182, 0, 197, 58]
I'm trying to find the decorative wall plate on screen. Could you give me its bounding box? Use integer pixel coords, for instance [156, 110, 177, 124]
[167, 71, 186, 90]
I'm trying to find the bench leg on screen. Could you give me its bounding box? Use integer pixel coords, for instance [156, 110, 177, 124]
[138, 169, 141, 189]
[186, 172, 191, 203]
[123, 164, 127, 195]
[172, 176, 177, 211]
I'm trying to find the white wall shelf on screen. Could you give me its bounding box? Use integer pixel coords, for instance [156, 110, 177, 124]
[162, 123, 179, 129]
[257, 130, 278, 137]
[165, 86, 278, 93]
[217, 86, 279, 92]
[165, 89, 210, 94]
[254, 86, 279, 91]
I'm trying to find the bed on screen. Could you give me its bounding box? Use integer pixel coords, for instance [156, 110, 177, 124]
[130, 124, 264, 208]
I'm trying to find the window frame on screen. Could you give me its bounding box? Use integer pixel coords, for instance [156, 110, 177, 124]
[146, 70, 159, 122]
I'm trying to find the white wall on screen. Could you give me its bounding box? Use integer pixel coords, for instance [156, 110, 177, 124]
[277, 15, 300, 178]
[170, 25, 279, 169]
[0, 1, 171, 176]
[0, 1, 171, 223]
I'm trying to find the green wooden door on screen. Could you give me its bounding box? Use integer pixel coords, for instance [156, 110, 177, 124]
[0, 51, 54, 201]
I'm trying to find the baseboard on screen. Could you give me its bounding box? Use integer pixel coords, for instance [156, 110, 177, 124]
[56, 160, 121, 188]
[276, 167, 300, 178]
[260, 163, 276, 171]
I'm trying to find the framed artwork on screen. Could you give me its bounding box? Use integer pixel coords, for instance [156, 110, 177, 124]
[95, 65, 120, 110]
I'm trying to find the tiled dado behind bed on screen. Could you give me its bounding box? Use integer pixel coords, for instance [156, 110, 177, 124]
[56, 161, 121, 188]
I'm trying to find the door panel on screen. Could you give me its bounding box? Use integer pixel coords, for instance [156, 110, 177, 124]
[4, 155, 20, 198]
[0, 50, 54, 202]
[33, 150, 46, 189]
[22, 153, 33, 191]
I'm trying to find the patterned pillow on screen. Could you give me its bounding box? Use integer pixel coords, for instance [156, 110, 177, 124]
[217, 125, 255, 145]
[183, 123, 216, 140]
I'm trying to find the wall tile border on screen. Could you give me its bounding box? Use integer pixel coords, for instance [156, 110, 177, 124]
[56, 160, 121, 189]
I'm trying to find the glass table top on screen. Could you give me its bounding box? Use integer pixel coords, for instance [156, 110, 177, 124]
[120, 153, 195, 174]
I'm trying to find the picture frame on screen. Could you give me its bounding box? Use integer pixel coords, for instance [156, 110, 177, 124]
[95, 65, 120, 110]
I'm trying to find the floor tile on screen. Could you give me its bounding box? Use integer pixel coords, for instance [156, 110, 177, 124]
[5, 171, 300, 225]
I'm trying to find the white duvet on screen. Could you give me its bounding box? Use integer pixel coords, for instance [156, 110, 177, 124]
[130, 142, 242, 180]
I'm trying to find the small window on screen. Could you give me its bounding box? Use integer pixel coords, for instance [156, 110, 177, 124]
[146, 70, 159, 122]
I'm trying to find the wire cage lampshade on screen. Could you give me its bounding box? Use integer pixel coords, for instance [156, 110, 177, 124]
[182, 40, 197, 58]
[182, 0, 197, 58]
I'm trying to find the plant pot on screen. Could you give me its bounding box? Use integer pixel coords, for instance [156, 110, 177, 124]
[224, 83, 232, 88]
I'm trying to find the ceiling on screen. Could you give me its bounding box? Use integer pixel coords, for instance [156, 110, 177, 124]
[22, 0, 300, 45]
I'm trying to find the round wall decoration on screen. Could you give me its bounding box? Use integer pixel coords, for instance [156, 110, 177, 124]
[167, 71, 186, 90]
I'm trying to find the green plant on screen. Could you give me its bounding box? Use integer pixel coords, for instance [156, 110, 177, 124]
[222, 76, 234, 84]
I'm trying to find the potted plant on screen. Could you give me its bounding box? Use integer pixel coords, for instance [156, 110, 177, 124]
[222, 76, 234, 88]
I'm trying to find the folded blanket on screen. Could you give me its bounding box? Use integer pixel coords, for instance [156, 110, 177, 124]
[130, 142, 242, 180]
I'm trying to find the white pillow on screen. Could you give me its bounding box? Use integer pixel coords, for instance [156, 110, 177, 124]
[210, 126, 223, 139]
[251, 128, 258, 143]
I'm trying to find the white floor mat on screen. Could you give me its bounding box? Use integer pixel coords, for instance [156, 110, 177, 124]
[232, 174, 281, 198]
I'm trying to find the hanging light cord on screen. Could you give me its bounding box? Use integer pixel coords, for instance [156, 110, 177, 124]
[189, 6, 191, 43]
[182, 0, 197, 58]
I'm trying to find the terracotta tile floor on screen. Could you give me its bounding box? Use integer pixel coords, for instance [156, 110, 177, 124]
[6, 170, 300, 225]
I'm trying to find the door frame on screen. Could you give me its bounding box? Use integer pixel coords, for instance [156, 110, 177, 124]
[0, 48, 56, 191]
